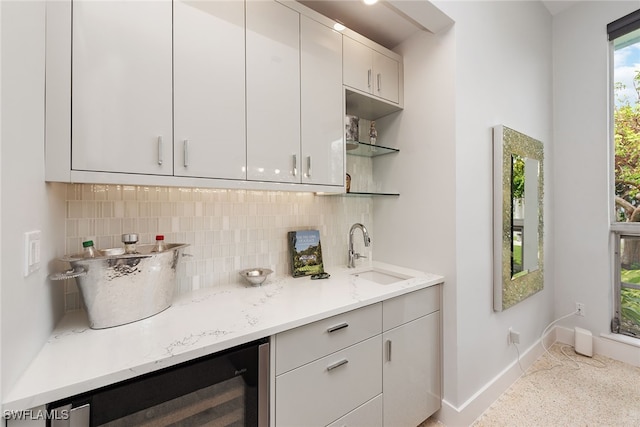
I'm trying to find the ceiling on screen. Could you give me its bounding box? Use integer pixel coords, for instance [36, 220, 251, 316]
[298, 0, 580, 50]
[299, 0, 424, 48]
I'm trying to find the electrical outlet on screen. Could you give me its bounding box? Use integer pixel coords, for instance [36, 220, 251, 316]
[509, 328, 520, 345]
[576, 302, 585, 317]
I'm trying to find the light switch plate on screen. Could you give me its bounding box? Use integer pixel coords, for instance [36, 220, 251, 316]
[24, 230, 41, 277]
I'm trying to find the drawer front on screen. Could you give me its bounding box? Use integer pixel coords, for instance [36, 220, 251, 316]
[383, 285, 440, 331]
[326, 394, 383, 427]
[275, 303, 382, 375]
[275, 336, 382, 427]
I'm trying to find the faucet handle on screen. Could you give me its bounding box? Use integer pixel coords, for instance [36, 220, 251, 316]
[354, 253, 367, 260]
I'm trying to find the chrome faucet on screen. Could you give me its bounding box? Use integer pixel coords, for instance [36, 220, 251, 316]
[348, 223, 371, 268]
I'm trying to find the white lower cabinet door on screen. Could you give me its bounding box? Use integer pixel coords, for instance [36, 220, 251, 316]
[246, 0, 300, 183]
[173, 0, 246, 180]
[383, 312, 441, 427]
[71, 0, 173, 175]
[326, 394, 383, 427]
[275, 336, 382, 427]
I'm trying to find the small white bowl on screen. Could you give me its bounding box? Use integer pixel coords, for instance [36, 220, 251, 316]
[239, 268, 273, 286]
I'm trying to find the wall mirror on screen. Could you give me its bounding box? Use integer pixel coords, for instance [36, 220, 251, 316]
[493, 125, 544, 311]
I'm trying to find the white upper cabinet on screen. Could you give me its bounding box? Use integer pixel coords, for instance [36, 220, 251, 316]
[173, 0, 246, 180]
[300, 16, 344, 187]
[246, 1, 300, 184]
[71, 1, 173, 175]
[343, 36, 400, 104]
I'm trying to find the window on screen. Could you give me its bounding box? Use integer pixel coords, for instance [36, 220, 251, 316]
[610, 11, 640, 337]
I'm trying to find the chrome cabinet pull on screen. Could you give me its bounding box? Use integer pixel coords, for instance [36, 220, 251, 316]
[327, 322, 348, 333]
[307, 156, 312, 178]
[377, 73, 382, 92]
[292, 154, 297, 177]
[157, 136, 163, 165]
[386, 339, 392, 361]
[327, 358, 349, 371]
[368, 69, 372, 88]
[183, 139, 189, 167]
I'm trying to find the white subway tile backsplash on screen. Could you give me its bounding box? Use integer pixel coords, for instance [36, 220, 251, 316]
[62, 184, 373, 311]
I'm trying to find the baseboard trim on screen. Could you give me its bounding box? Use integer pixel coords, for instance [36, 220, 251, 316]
[556, 326, 640, 367]
[435, 326, 640, 426]
[436, 329, 554, 427]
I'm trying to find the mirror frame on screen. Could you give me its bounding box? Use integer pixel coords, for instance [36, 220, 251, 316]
[493, 125, 544, 312]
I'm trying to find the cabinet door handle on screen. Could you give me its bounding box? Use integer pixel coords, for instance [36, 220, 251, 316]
[292, 154, 297, 177]
[377, 73, 382, 92]
[183, 139, 189, 167]
[307, 156, 312, 178]
[368, 69, 372, 88]
[327, 358, 349, 371]
[157, 136, 163, 165]
[386, 339, 392, 361]
[327, 322, 349, 333]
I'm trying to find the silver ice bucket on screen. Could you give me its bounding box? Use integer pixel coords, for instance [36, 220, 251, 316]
[51, 243, 189, 329]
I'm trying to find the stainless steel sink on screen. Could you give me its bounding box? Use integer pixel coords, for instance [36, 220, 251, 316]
[351, 268, 412, 285]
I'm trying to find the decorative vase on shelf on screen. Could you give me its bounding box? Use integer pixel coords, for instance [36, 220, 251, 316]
[346, 115, 359, 142]
[369, 121, 378, 145]
[346, 173, 351, 193]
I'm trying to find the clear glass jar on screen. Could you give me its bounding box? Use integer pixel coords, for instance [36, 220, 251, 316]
[82, 240, 98, 258]
[151, 235, 167, 253]
[122, 233, 139, 254]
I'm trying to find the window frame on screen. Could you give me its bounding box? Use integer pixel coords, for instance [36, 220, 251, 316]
[609, 10, 640, 337]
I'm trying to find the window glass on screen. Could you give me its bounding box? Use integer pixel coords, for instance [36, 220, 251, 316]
[616, 236, 640, 336]
[612, 26, 640, 337]
[614, 27, 640, 223]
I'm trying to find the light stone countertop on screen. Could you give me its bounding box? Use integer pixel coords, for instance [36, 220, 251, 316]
[3, 261, 444, 412]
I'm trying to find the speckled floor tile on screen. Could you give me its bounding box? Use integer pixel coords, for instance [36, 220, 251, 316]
[471, 343, 640, 427]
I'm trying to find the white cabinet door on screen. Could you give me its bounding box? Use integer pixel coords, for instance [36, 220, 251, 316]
[301, 16, 344, 186]
[383, 312, 441, 427]
[71, 1, 172, 175]
[343, 36, 400, 105]
[372, 51, 399, 104]
[173, 0, 246, 180]
[343, 36, 373, 96]
[246, 1, 300, 183]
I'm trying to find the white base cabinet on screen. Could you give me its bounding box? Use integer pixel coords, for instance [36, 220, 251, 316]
[383, 313, 441, 427]
[273, 285, 441, 427]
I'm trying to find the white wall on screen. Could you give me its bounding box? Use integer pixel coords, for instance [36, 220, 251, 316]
[0, 0, 3, 405]
[0, 1, 67, 397]
[553, 2, 639, 336]
[373, 26, 458, 403]
[445, 0, 554, 411]
[376, 0, 554, 418]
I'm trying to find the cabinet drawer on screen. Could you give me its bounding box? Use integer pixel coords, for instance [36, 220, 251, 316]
[275, 336, 382, 427]
[383, 285, 440, 331]
[275, 303, 382, 375]
[326, 394, 383, 427]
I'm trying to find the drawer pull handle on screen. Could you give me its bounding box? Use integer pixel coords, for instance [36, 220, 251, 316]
[327, 358, 349, 371]
[386, 339, 392, 362]
[327, 322, 349, 333]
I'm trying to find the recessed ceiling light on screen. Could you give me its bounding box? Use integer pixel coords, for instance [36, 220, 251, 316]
[363, 0, 378, 5]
